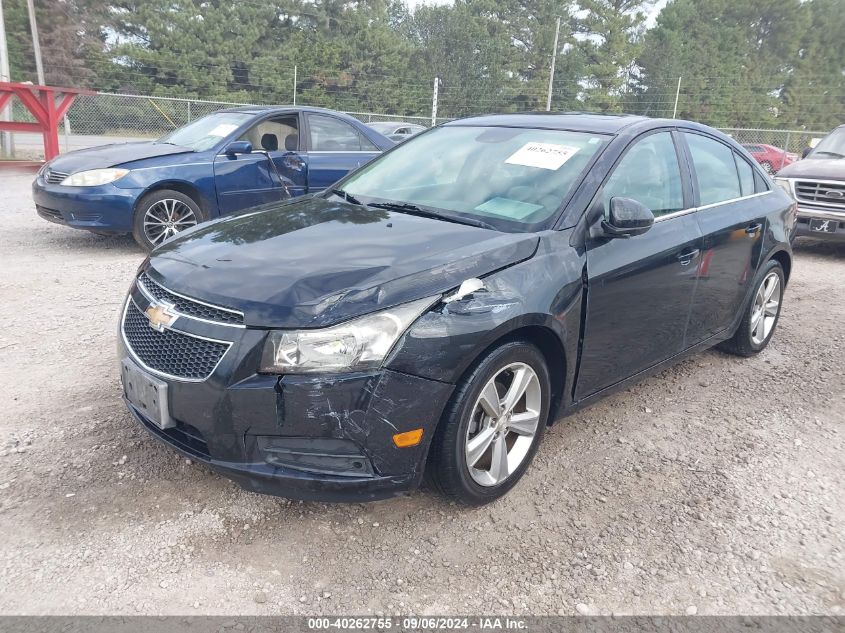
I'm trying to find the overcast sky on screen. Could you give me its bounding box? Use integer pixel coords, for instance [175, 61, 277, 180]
[403, 0, 670, 28]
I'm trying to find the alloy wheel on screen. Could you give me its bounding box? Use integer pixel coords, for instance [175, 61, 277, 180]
[750, 271, 781, 346]
[143, 198, 198, 246]
[464, 362, 542, 487]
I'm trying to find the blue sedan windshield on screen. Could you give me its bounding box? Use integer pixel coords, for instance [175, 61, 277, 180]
[342, 125, 608, 229]
[158, 112, 252, 151]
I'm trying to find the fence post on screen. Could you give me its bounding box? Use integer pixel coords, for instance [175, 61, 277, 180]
[431, 77, 439, 127]
[186, 101, 191, 124]
[783, 131, 791, 170]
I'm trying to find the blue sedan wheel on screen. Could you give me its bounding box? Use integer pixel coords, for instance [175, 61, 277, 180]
[133, 189, 203, 252]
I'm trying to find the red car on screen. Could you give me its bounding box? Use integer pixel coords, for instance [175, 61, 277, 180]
[742, 143, 799, 175]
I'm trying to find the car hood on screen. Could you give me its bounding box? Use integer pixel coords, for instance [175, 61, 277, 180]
[146, 197, 539, 328]
[46, 142, 193, 173]
[778, 158, 845, 180]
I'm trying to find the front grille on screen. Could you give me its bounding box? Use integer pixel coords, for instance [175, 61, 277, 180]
[44, 169, 69, 185]
[795, 180, 845, 210]
[138, 272, 244, 325]
[122, 299, 230, 380]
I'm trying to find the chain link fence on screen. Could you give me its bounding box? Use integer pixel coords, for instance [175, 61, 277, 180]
[2, 92, 831, 161]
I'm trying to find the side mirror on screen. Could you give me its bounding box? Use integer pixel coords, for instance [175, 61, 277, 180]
[224, 141, 252, 156]
[599, 197, 655, 238]
[801, 147, 812, 159]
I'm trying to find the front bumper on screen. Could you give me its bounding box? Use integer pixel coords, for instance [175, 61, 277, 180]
[32, 177, 140, 233]
[795, 205, 845, 241]
[118, 276, 454, 502]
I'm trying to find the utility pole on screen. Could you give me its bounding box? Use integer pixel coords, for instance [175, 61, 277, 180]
[545, 16, 561, 112]
[672, 76, 682, 119]
[25, 0, 44, 85]
[0, 0, 13, 157]
[27, 0, 71, 153]
[431, 76, 439, 127]
[292, 65, 297, 105]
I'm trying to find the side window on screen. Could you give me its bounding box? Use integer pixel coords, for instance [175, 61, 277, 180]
[602, 131, 685, 218]
[308, 114, 377, 151]
[238, 116, 298, 152]
[684, 133, 741, 206]
[734, 153, 755, 196]
[754, 170, 770, 193]
[358, 131, 379, 151]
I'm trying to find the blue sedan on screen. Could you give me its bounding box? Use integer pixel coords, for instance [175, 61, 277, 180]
[32, 106, 393, 250]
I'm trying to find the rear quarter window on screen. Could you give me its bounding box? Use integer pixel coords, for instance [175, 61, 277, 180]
[734, 153, 755, 196]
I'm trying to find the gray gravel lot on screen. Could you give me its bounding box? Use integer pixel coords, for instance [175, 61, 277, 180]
[0, 170, 842, 616]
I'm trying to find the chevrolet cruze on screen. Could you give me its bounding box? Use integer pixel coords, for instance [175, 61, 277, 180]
[118, 113, 795, 505]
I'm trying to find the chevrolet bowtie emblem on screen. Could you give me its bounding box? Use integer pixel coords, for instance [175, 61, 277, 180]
[144, 302, 177, 332]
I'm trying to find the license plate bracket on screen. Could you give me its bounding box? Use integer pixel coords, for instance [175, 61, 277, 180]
[121, 358, 174, 430]
[809, 218, 838, 233]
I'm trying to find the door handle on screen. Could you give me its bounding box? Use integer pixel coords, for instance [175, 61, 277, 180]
[677, 248, 700, 266]
[745, 223, 762, 235]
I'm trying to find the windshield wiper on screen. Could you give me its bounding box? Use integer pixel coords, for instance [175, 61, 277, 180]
[330, 188, 366, 206]
[811, 150, 845, 159]
[368, 201, 498, 231]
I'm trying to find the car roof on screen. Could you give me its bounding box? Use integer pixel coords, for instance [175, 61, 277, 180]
[217, 105, 358, 118]
[444, 112, 649, 134]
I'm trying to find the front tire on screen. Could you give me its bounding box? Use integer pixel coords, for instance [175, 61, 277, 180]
[720, 259, 785, 357]
[132, 189, 204, 252]
[761, 161, 774, 175]
[426, 340, 550, 505]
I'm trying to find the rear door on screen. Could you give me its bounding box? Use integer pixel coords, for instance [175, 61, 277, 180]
[681, 131, 769, 344]
[304, 113, 382, 192]
[576, 129, 702, 399]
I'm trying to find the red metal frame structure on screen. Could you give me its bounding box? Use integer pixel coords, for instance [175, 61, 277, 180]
[0, 82, 95, 161]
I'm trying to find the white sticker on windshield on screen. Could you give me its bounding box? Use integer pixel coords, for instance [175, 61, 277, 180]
[208, 123, 239, 137]
[505, 142, 579, 170]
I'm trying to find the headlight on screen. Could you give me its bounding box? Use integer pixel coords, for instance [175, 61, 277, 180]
[774, 177, 793, 198]
[60, 168, 129, 187]
[259, 296, 439, 374]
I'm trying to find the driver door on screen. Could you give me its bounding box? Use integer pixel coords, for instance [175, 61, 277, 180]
[238, 114, 308, 197]
[575, 130, 703, 399]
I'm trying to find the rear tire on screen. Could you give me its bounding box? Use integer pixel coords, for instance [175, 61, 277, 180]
[761, 161, 774, 175]
[132, 189, 204, 252]
[719, 259, 785, 357]
[426, 340, 550, 505]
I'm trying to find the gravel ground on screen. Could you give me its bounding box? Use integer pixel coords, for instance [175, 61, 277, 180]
[0, 170, 842, 616]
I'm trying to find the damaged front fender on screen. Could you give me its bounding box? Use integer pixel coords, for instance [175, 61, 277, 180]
[386, 230, 585, 397]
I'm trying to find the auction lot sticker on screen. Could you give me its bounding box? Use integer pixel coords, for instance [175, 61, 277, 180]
[505, 142, 579, 170]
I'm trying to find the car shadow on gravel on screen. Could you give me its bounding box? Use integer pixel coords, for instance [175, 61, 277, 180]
[792, 237, 845, 258]
[37, 226, 143, 253]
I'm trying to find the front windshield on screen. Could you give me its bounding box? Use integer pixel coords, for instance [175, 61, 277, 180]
[158, 112, 252, 151]
[340, 125, 608, 230]
[809, 127, 845, 159]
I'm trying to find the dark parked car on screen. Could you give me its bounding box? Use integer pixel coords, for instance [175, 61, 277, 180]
[741, 143, 798, 174]
[775, 124, 845, 241]
[367, 121, 427, 143]
[119, 113, 794, 505]
[32, 106, 393, 250]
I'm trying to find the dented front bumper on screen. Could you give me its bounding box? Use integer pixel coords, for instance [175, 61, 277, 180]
[121, 352, 454, 501]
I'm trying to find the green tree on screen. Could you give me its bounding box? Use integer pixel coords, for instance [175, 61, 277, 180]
[637, 0, 807, 127]
[574, 0, 652, 112]
[4, 0, 107, 86]
[781, 0, 845, 130]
